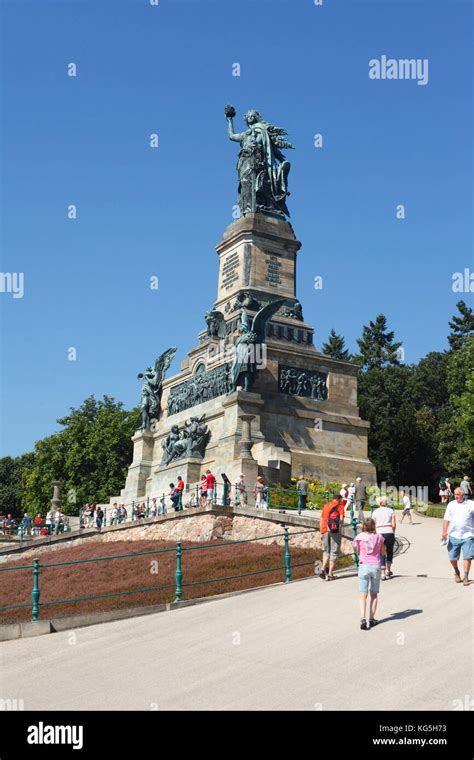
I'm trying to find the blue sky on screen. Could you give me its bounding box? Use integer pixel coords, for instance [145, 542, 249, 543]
[0, 0, 472, 457]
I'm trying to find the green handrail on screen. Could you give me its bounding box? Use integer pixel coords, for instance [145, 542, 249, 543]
[0, 513, 359, 621]
[6, 482, 345, 540]
[349, 496, 359, 567]
[175, 541, 182, 602]
[32, 558, 40, 622]
[284, 527, 291, 582]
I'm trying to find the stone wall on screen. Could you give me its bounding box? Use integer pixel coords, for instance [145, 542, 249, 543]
[1, 513, 354, 562]
[93, 513, 353, 556]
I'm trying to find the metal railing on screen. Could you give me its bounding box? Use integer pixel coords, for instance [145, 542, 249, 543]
[0, 527, 327, 622]
[3, 482, 360, 545]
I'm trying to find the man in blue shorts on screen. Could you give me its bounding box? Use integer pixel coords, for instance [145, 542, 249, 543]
[442, 487, 474, 586]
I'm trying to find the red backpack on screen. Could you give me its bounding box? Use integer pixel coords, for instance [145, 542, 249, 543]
[328, 504, 341, 533]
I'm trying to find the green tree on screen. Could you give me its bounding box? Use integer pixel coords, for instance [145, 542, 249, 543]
[321, 329, 351, 361]
[358, 365, 414, 484]
[21, 396, 140, 515]
[437, 336, 474, 478]
[408, 351, 449, 414]
[357, 353, 451, 494]
[355, 314, 402, 370]
[447, 300, 474, 351]
[0, 452, 35, 517]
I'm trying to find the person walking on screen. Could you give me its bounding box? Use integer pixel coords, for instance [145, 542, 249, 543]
[168, 484, 180, 511]
[347, 482, 356, 513]
[199, 475, 207, 507]
[353, 517, 386, 629]
[34, 513, 42, 536]
[296, 475, 309, 512]
[400, 490, 413, 524]
[439, 479, 449, 505]
[460, 476, 472, 502]
[111, 503, 119, 525]
[205, 470, 216, 506]
[95, 507, 104, 530]
[319, 494, 345, 580]
[176, 476, 185, 510]
[372, 496, 396, 580]
[442, 487, 473, 586]
[53, 509, 63, 535]
[254, 476, 266, 509]
[355, 477, 367, 523]
[234, 474, 247, 506]
[445, 478, 453, 500]
[21, 512, 32, 536]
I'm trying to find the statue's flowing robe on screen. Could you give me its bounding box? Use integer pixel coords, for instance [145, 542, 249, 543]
[252, 123, 284, 204]
[231, 334, 255, 388]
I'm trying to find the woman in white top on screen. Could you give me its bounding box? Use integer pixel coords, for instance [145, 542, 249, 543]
[372, 496, 396, 580]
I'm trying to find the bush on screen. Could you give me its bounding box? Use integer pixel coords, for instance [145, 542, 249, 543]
[415, 504, 445, 519]
[268, 479, 342, 511]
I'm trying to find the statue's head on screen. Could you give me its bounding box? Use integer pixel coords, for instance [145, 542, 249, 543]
[171, 425, 179, 434]
[244, 110, 262, 126]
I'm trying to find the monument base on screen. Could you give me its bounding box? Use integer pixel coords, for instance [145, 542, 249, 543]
[113, 214, 376, 506]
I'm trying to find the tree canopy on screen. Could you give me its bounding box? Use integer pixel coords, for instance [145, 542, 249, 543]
[16, 396, 140, 516]
[355, 314, 402, 370]
[321, 329, 351, 361]
[448, 300, 474, 351]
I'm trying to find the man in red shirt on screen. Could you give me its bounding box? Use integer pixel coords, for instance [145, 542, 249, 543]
[205, 470, 216, 506]
[176, 476, 185, 510]
[319, 494, 345, 581]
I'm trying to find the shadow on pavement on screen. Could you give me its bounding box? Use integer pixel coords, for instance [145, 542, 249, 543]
[378, 608, 423, 625]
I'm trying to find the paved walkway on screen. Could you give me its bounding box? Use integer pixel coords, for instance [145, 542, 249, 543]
[1, 515, 472, 710]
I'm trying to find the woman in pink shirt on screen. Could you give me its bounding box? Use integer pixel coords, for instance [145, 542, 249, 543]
[353, 517, 386, 630]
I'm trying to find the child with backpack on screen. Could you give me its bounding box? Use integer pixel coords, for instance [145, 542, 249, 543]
[353, 517, 386, 630]
[319, 494, 345, 580]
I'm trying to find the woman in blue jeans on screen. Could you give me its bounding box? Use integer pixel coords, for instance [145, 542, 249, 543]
[353, 517, 386, 630]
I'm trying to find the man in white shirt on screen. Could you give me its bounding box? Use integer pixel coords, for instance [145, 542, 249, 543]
[400, 490, 413, 525]
[442, 487, 474, 586]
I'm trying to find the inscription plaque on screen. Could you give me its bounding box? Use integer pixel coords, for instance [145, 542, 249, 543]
[265, 254, 282, 286]
[221, 251, 240, 290]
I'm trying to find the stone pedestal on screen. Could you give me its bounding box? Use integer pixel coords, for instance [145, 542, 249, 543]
[150, 457, 204, 503]
[113, 214, 376, 506]
[214, 214, 315, 348]
[119, 430, 154, 505]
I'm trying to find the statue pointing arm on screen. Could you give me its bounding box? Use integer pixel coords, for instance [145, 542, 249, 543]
[224, 104, 294, 217]
[225, 104, 244, 142]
